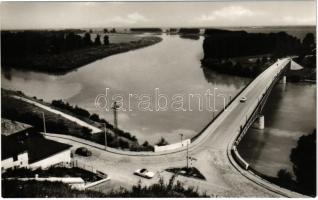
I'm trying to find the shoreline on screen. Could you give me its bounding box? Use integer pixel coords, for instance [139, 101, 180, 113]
[2, 36, 162, 75]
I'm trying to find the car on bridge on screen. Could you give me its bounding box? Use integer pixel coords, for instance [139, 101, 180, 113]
[134, 168, 155, 179]
[240, 96, 247, 103]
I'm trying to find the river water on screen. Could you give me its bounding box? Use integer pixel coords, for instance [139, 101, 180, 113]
[238, 83, 316, 178]
[1, 34, 250, 144]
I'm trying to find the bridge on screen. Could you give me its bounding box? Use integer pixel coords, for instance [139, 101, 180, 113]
[43, 57, 307, 197]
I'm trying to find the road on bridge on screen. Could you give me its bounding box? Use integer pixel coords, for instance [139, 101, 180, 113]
[45, 58, 300, 197]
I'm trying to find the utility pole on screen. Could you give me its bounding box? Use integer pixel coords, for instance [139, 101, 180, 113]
[104, 123, 107, 150]
[179, 133, 183, 147]
[42, 112, 46, 134]
[213, 87, 218, 112]
[112, 101, 119, 129]
[186, 141, 189, 168]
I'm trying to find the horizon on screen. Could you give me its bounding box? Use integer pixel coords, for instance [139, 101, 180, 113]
[2, 25, 316, 31]
[1, 1, 315, 30]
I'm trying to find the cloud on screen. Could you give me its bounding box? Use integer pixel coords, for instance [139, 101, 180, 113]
[195, 6, 255, 22]
[110, 12, 149, 25]
[282, 16, 315, 25]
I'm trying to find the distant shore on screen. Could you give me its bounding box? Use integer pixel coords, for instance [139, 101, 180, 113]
[2, 36, 162, 74]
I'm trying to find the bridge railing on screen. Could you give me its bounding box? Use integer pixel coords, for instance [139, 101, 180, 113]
[190, 61, 278, 142]
[231, 59, 290, 161]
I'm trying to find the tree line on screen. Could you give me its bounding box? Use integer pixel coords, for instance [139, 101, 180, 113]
[1, 30, 109, 60]
[202, 29, 315, 59]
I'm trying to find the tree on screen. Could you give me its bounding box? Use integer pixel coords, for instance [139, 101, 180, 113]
[89, 113, 100, 122]
[83, 33, 92, 47]
[156, 137, 169, 146]
[94, 34, 101, 46]
[302, 33, 315, 53]
[142, 141, 150, 147]
[103, 29, 108, 33]
[103, 35, 109, 45]
[290, 129, 316, 195]
[277, 169, 293, 188]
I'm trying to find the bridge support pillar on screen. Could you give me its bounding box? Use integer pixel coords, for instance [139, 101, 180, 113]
[253, 115, 265, 130]
[280, 75, 287, 84]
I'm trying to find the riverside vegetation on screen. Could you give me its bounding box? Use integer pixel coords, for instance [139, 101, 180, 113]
[1, 89, 156, 151]
[1, 30, 162, 74]
[2, 175, 210, 197]
[201, 29, 316, 80]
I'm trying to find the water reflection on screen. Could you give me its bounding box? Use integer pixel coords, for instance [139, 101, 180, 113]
[201, 66, 250, 90]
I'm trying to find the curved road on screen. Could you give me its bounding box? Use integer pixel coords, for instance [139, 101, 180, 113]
[44, 58, 302, 197]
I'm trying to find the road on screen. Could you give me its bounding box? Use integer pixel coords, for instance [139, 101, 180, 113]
[44, 58, 301, 197]
[12, 95, 101, 133]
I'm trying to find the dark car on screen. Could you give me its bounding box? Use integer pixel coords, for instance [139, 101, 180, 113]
[75, 147, 92, 157]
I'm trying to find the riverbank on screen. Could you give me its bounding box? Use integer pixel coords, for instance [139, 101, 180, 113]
[2, 36, 162, 74]
[201, 55, 274, 78]
[1, 89, 154, 151]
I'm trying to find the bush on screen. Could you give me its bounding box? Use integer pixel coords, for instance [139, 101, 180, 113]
[2, 175, 210, 197]
[290, 129, 316, 196]
[156, 137, 169, 146]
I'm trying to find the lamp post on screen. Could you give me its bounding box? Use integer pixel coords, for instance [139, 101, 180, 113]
[104, 123, 107, 150]
[179, 133, 183, 147]
[186, 141, 189, 168]
[213, 87, 218, 112]
[217, 94, 227, 111]
[112, 101, 119, 129]
[41, 111, 46, 134]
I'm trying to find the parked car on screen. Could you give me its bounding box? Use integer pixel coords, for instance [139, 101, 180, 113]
[75, 147, 92, 157]
[134, 168, 155, 179]
[240, 96, 247, 103]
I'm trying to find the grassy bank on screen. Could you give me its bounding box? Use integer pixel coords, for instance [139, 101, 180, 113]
[1, 89, 154, 151]
[2, 36, 162, 74]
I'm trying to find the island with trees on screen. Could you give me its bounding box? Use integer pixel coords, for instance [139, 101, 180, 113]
[1, 30, 162, 74]
[178, 28, 200, 40]
[201, 29, 316, 80]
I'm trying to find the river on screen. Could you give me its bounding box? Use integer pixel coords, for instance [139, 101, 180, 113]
[237, 82, 316, 178]
[1, 31, 316, 180]
[1, 34, 250, 144]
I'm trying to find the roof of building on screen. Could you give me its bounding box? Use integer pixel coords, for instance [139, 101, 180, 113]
[1, 118, 32, 136]
[26, 134, 72, 164]
[2, 131, 72, 164]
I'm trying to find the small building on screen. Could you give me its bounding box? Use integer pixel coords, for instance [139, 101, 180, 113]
[2, 131, 72, 171]
[2, 136, 29, 170]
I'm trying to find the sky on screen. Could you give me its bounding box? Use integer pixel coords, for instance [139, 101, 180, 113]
[1, 1, 316, 30]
